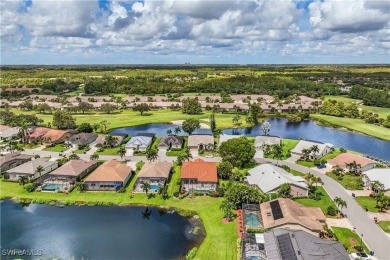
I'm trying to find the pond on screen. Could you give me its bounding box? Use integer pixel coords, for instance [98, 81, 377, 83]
[111, 118, 390, 160]
[1, 200, 204, 260]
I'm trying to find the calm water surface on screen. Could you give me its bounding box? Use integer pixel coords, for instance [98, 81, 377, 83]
[1, 201, 202, 260]
[111, 118, 390, 160]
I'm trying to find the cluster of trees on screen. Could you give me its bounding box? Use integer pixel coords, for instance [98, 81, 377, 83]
[1, 110, 43, 127]
[182, 98, 202, 115]
[218, 137, 255, 168]
[52, 110, 76, 129]
[350, 85, 390, 107]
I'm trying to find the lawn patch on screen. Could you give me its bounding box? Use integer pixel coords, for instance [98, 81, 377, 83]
[378, 221, 390, 233]
[327, 172, 363, 190]
[355, 196, 379, 213]
[43, 144, 68, 152]
[295, 187, 336, 215]
[332, 227, 369, 253]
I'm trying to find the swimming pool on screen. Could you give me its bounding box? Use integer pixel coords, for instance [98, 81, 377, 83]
[42, 184, 65, 191]
[150, 185, 159, 191]
[245, 213, 261, 228]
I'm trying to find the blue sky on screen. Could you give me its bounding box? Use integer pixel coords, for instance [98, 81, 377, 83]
[1, 0, 389, 65]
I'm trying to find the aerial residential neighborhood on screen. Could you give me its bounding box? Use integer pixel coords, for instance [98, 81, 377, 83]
[1, 0, 390, 259]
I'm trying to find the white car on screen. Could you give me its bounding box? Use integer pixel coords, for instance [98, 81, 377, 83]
[350, 252, 370, 259]
[205, 154, 213, 158]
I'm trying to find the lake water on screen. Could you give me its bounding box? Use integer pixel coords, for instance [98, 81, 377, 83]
[1, 200, 203, 260]
[111, 118, 390, 160]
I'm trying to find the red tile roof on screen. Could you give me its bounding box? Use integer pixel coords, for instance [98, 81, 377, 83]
[44, 129, 69, 142]
[328, 152, 376, 168]
[181, 159, 218, 183]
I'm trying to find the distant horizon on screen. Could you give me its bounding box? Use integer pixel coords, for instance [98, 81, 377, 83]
[1, 63, 389, 66]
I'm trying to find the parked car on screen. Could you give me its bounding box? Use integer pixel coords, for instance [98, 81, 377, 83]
[350, 252, 370, 259]
[205, 154, 213, 158]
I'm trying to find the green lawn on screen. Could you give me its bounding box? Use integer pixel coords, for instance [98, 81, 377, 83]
[355, 196, 379, 213]
[43, 144, 68, 152]
[310, 114, 390, 141]
[378, 221, 390, 233]
[167, 164, 181, 196]
[322, 148, 342, 160]
[0, 180, 236, 260]
[265, 138, 299, 160]
[289, 169, 305, 176]
[327, 172, 363, 190]
[166, 137, 188, 156]
[74, 147, 90, 154]
[96, 146, 123, 156]
[296, 160, 316, 167]
[295, 187, 336, 215]
[332, 227, 369, 253]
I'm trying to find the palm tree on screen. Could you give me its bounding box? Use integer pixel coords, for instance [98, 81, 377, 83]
[104, 134, 118, 148]
[310, 145, 320, 158]
[304, 173, 315, 186]
[117, 146, 126, 160]
[347, 161, 362, 176]
[174, 127, 181, 135]
[18, 176, 29, 186]
[219, 200, 234, 220]
[36, 165, 44, 178]
[334, 197, 347, 217]
[146, 149, 158, 162]
[142, 182, 151, 195]
[312, 176, 322, 199]
[371, 181, 385, 193]
[272, 144, 283, 166]
[213, 129, 223, 144]
[166, 129, 172, 135]
[90, 153, 99, 160]
[301, 148, 311, 161]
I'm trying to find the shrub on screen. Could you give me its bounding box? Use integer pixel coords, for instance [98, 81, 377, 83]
[327, 206, 337, 216]
[24, 183, 35, 192]
[173, 191, 179, 197]
[340, 148, 347, 153]
[185, 247, 198, 260]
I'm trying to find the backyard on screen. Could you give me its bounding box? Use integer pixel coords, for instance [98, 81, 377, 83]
[332, 227, 369, 253]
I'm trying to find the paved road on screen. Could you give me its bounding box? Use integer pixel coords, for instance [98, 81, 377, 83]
[255, 157, 390, 260]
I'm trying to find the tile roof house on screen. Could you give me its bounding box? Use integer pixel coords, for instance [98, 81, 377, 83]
[84, 160, 132, 191]
[43, 129, 72, 144]
[187, 134, 214, 150]
[290, 140, 334, 160]
[328, 152, 376, 172]
[241, 228, 349, 260]
[362, 168, 390, 195]
[245, 164, 309, 197]
[125, 134, 154, 152]
[260, 198, 326, 235]
[66, 133, 98, 147]
[48, 160, 97, 180]
[254, 136, 281, 150]
[0, 152, 33, 172]
[4, 158, 58, 181]
[157, 136, 184, 150]
[0, 125, 20, 140]
[26, 127, 51, 143]
[134, 161, 173, 192]
[181, 159, 218, 193]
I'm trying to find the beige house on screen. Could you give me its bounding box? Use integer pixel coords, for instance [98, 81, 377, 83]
[0, 153, 32, 172]
[187, 134, 214, 150]
[328, 152, 376, 172]
[4, 158, 58, 181]
[84, 160, 132, 191]
[260, 198, 326, 235]
[134, 161, 172, 192]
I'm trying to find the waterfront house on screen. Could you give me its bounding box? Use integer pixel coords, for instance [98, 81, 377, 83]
[40, 160, 98, 192]
[125, 133, 154, 153]
[254, 136, 281, 151]
[260, 198, 326, 235]
[4, 158, 58, 181]
[362, 168, 390, 195]
[26, 127, 51, 143]
[134, 161, 173, 192]
[328, 152, 376, 172]
[218, 134, 240, 147]
[84, 160, 132, 191]
[245, 164, 309, 197]
[0, 152, 33, 172]
[187, 134, 214, 151]
[181, 159, 218, 193]
[157, 136, 184, 150]
[43, 129, 72, 144]
[66, 133, 98, 148]
[0, 125, 20, 140]
[241, 228, 349, 260]
[290, 140, 333, 160]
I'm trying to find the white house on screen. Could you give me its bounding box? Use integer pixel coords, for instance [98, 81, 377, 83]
[254, 136, 281, 150]
[290, 140, 333, 160]
[125, 134, 154, 152]
[362, 168, 390, 195]
[245, 164, 309, 197]
[0, 125, 20, 140]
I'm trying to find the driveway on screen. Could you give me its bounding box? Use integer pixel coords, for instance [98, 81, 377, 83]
[255, 157, 390, 260]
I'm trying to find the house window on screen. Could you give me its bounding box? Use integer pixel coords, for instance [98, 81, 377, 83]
[91, 183, 96, 186]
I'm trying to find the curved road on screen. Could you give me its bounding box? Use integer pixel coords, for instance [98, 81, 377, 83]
[255, 157, 390, 260]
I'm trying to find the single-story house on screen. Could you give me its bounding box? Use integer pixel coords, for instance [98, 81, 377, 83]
[125, 134, 154, 152]
[254, 136, 281, 150]
[65, 133, 98, 148]
[218, 134, 240, 147]
[181, 159, 218, 193]
[290, 140, 334, 160]
[84, 160, 132, 191]
[40, 160, 98, 192]
[328, 152, 376, 172]
[157, 136, 184, 150]
[26, 127, 51, 143]
[0, 125, 20, 140]
[245, 164, 309, 197]
[134, 161, 173, 192]
[241, 228, 349, 260]
[187, 134, 214, 151]
[43, 129, 72, 144]
[260, 198, 326, 235]
[4, 158, 58, 181]
[0, 152, 33, 172]
[362, 168, 390, 195]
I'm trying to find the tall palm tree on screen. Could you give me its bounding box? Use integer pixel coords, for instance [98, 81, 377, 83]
[36, 165, 44, 178]
[146, 149, 158, 162]
[142, 182, 151, 195]
[174, 127, 181, 135]
[311, 145, 320, 158]
[312, 176, 322, 199]
[334, 197, 347, 217]
[90, 153, 99, 160]
[166, 129, 172, 135]
[347, 161, 362, 176]
[213, 129, 223, 144]
[305, 173, 315, 185]
[18, 176, 29, 186]
[117, 146, 126, 160]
